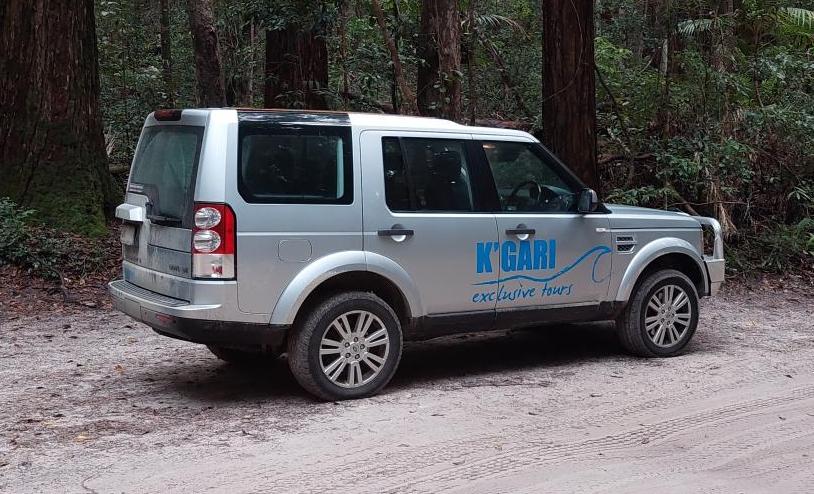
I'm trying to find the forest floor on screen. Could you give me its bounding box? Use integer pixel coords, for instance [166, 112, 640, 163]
[1, 277, 813, 493]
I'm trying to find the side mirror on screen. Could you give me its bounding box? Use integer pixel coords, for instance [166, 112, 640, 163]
[577, 188, 599, 213]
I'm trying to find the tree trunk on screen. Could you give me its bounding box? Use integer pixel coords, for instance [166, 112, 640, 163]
[433, 0, 462, 121]
[264, 26, 329, 109]
[542, 0, 599, 190]
[159, 0, 175, 107]
[465, 0, 478, 124]
[417, 0, 440, 116]
[338, 0, 351, 106]
[185, 0, 226, 107]
[417, 0, 462, 120]
[0, 0, 115, 235]
[370, 0, 418, 114]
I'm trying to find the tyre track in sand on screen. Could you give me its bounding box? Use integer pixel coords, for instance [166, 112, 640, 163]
[369, 381, 814, 493]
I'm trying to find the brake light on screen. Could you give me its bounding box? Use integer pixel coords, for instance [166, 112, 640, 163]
[154, 109, 183, 121]
[192, 203, 236, 279]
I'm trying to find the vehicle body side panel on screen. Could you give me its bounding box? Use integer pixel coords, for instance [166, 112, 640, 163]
[268, 250, 426, 326]
[231, 112, 362, 315]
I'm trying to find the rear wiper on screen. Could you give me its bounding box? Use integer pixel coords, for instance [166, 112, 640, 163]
[145, 200, 183, 226]
[147, 213, 182, 226]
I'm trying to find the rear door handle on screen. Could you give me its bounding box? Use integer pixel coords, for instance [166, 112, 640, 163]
[506, 227, 535, 236]
[377, 228, 414, 237]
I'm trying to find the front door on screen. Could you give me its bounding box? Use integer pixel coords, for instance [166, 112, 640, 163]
[475, 137, 612, 313]
[360, 131, 498, 320]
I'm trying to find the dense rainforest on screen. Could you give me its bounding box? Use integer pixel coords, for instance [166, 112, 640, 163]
[1, 0, 813, 280]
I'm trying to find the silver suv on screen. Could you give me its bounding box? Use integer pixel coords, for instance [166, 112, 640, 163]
[109, 109, 725, 400]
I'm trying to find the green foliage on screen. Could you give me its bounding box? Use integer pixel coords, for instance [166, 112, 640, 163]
[605, 186, 681, 208]
[730, 218, 814, 272]
[88, 0, 812, 274]
[0, 198, 63, 279]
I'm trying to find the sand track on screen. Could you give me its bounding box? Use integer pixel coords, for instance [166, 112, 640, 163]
[1, 284, 812, 493]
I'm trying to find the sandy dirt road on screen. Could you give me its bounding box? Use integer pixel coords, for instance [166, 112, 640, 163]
[1, 283, 813, 493]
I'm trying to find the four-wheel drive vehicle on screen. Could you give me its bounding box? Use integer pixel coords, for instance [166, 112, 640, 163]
[109, 108, 725, 401]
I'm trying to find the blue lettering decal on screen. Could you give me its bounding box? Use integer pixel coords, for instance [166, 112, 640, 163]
[517, 241, 533, 271]
[533, 240, 547, 270]
[539, 282, 574, 297]
[473, 291, 497, 303]
[548, 239, 557, 269]
[476, 242, 494, 274]
[496, 285, 537, 302]
[474, 245, 612, 286]
[501, 241, 517, 272]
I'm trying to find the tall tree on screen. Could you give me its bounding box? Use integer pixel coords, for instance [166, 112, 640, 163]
[0, 0, 115, 234]
[417, 0, 439, 116]
[542, 0, 599, 190]
[433, 0, 462, 121]
[186, 0, 226, 107]
[417, 0, 462, 120]
[264, 24, 329, 109]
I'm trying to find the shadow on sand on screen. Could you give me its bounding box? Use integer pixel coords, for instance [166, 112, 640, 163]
[136, 321, 637, 403]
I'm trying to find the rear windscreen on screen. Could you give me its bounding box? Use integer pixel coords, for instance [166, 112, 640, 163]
[129, 125, 203, 225]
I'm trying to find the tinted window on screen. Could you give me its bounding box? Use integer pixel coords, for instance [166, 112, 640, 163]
[382, 137, 474, 212]
[239, 127, 352, 204]
[130, 125, 203, 224]
[482, 141, 576, 213]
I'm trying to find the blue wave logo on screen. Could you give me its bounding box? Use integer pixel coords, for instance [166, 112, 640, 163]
[473, 245, 612, 286]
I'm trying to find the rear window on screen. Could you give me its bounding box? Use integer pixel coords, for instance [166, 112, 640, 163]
[129, 125, 203, 224]
[238, 126, 352, 204]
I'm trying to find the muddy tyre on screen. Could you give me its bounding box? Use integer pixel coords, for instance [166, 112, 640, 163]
[287, 292, 403, 401]
[617, 269, 699, 357]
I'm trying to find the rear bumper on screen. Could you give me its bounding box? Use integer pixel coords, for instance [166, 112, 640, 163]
[109, 280, 288, 348]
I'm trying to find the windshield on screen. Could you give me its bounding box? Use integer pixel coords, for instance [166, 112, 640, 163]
[129, 125, 203, 225]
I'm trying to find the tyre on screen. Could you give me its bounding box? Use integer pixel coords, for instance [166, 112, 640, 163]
[207, 345, 277, 366]
[616, 269, 699, 357]
[287, 291, 403, 401]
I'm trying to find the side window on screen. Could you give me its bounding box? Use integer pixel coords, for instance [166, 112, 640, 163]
[482, 141, 576, 213]
[238, 127, 352, 204]
[382, 137, 475, 212]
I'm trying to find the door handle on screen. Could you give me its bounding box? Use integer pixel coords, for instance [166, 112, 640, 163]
[377, 228, 414, 237]
[506, 226, 535, 236]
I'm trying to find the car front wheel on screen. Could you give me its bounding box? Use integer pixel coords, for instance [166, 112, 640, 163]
[287, 292, 403, 401]
[617, 269, 700, 357]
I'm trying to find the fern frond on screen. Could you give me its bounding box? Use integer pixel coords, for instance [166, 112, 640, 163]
[677, 18, 716, 37]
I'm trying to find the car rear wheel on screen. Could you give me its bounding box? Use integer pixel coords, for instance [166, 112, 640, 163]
[287, 292, 403, 401]
[616, 269, 699, 357]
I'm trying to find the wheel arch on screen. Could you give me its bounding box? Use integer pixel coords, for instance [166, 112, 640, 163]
[269, 251, 423, 327]
[614, 239, 708, 303]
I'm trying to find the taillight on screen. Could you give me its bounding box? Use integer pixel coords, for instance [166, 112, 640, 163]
[192, 203, 236, 279]
[154, 109, 183, 121]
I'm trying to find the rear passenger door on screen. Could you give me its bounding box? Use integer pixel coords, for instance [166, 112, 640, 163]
[360, 131, 499, 322]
